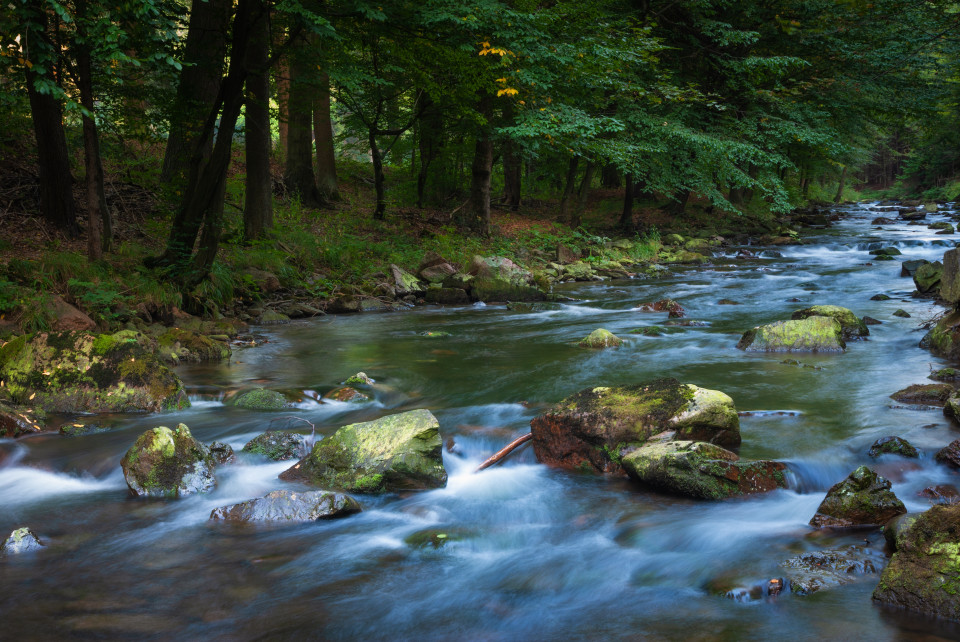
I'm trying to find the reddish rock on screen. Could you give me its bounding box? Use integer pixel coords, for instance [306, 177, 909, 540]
[918, 485, 960, 504]
[935, 440, 960, 469]
[46, 296, 96, 332]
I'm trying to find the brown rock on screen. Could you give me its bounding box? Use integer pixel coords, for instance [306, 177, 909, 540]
[809, 466, 906, 528]
[919, 485, 960, 504]
[46, 295, 96, 332]
[0, 406, 43, 438]
[890, 384, 953, 407]
[935, 440, 960, 469]
[419, 262, 457, 283]
[243, 268, 281, 293]
[556, 244, 581, 264]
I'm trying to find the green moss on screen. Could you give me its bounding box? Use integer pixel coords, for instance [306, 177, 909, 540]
[738, 317, 845, 352]
[233, 388, 287, 410]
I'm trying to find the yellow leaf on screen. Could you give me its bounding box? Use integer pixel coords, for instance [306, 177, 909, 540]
[29, 393, 35, 400]
[497, 88, 518, 97]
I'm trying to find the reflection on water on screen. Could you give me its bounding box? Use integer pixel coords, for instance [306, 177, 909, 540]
[3, 203, 960, 639]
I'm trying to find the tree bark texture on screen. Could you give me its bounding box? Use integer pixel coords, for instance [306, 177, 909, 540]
[570, 161, 595, 229]
[313, 71, 339, 201]
[160, 0, 230, 189]
[456, 96, 493, 235]
[558, 156, 579, 223]
[619, 173, 634, 232]
[76, 35, 105, 260]
[834, 166, 847, 203]
[284, 37, 322, 208]
[244, 6, 273, 241]
[370, 130, 386, 220]
[416, 95, 441, 208]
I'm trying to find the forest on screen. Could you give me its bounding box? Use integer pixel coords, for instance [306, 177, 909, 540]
[4, 1, 960, 638]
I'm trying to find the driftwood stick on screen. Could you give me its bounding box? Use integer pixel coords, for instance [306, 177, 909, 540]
[474, 433, 533, 473]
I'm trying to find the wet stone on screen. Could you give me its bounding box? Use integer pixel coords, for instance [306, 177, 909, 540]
[210, 490, 361, 523]
[242, 431, 310, 461]
[1, 527, 43, 555]
[868, 436, 919, 458]
[208, 441, 236, 465]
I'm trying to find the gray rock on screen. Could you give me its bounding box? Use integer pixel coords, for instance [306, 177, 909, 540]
[0, 527, 43, 555]
[210, 490, 361, 523]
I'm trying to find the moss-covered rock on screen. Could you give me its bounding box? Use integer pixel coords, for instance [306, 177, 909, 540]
[914, 261, 944, 294]
[209, 490, 361, 523]
[902, 259, 930, 278]
[231, 388, 289, 410]
[890, 383, 953, 406]
[278, 409, 447, 493]
[242, 431, 310, 461]
[872, 504, 960, 620]
[869, 247, 902, 256]
[150, 328, 230, 365]
[883, 513, 921, 552]
[809, 466, 906, 528]
[120, 424, 217, 498]
[932, 368, 960, 383]
[945, 393, 960, 422]
[940, 248, 960, 304]
[404, 528, 470, 549]
[921, 311, 960, 360]
[621, 440, 787, 500]
[0, 403, 44, 438]
[578, 329, 623, 348]
[780, 546, 882, 595]
[344, 372, 375, 386]
[530, 379, 740, 474]
[0, 527, 43, 555]
[563, 261, 597, 281]
[208, 441, 235, 464]
[737, 317, 845, 353]
[868, 436, 919, 458]
[0, 331, 187, 413]
[468, 256, 546, 302]
[323, 387, 370, 403]
[790, 305, 868, 340]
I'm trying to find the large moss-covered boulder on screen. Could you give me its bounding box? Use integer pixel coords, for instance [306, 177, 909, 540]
[210, 490, 361, 523]
[0, 331, 187, 413]
[150, 328, 230, 365]
[529, 379, 740, 474]
[884, 513, 921, 552]
[940, 248, 960, 304]
[120, 424, 217, 498]
[809, 466, 906, 528]
[921, 310, 960, 360]
[873, 504, 960, 620]
[790, 305, 868, 340]
[0, 403, 44, 438]
[231, 388, 289, 410]
[736, 317, 845, 353]
[868, 436, 919, 458]
[914, 261, 944, 294]
[0, 527, 43, 555]
[278, 409, 447, 493]
[467, 256, 546, 302]
[242, 431, 310, 461]
[890, 383, 953, 406]
[621, 440, 787, 500]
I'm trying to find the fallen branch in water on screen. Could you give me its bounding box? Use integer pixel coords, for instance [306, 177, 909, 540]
[474, 433, 533, 473]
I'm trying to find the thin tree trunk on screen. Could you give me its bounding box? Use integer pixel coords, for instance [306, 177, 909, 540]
[244, 5, 273, 241]
[284, 38, 322, 208]
[619, 173, 634, 232]
[834, 166, 847, 203]
[668, 189, 691, 215]
[502, 139, 522, 211]
[313, 70, 339, 201]
[570, 161, 595, 229]
[370, 130, 386, 220]
[558, 156, 579, 223]
[416, 95, 440, 208]
[161, 0, 230, 188]
[601, 163, 620, 188]
[76, 32, 104, 261]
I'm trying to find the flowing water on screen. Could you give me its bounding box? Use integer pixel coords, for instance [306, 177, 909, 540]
[4, 204, 960, 640]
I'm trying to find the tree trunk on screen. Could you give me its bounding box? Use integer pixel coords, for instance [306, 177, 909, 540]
[243, 5, 273, 241]
[667, 189, 691, 215]
[455, 95, 493, 235]
[313, 70, 339, 201]
[601, 163, 620, 188]
[619, 173, 634, 232]
[370, 130, 386, 220]
[23, 7, 78, 237]
[834, 166, 847, 203]
[570, 161, 595, 229]
[416, 95, 440, 208]
[502, 139, 522, 211]
[284, 39, 322, 208]
[558, 156, 579, 223]
[75, 29, 105, 261]
[160, 0, 230, 189]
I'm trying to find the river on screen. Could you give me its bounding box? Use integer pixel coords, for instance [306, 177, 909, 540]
[3, 203, 960, 640]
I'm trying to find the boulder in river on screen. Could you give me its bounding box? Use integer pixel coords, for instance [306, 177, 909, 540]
[944, 392, 960, 422]
[940, 248, 960, 305]
[790, 305, 868, 340]
[883, 513, 921, 552]
[620, 440, 787, 500]
[736, 317, 845, 353]
[919, 485, 960, 505]
[868, 436, 919, 458]
[529, 379, 741, 474]
[781, 546, 882, 595]
[901, 259, 930, 278]
[920, 310, 960, 360]
[0, 527, 43, 555]
[0, 330, 188, 413]
[0, 404, 44, 438]
[914, 261, 943, 294]
[242, 431, 311, 461]
[930, 367, 960, 383]
[892, 309, 911, 318]
[872, 504, 960, 621]
[869, 247, 902, 256]
[344, 372, 375, 386]
[809, 466, 906, 528]
[935, 440, 960, 469]
[578, 329, 623, 348]
[467, 256, 546, 302]
[279, 409, 447, 493]
[231, 388, 289, 410]
[389, 264, 424, 296]
[210, 490, 361, 523]
[323, 386, 370, 403]
[890, 383, 953, 406]
[120, 424, 217, 498]
[208, 441, 236, 465]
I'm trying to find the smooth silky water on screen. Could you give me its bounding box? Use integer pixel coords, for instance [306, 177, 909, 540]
[4, 205, 960, 640]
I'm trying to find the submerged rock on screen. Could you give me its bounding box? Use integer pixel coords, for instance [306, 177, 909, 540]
[737, 317, 845, 353]
[120, 424, 217, 498]
[621, 440, 787, 500]
[529, 379, 740, 474]
[231, 388, 289, 410]
[210, 490, 361, 523]
[405, 528, 469, 549]
[870, 293, 892, 301]
[809, 466, 906, 528]
[890, 383, 953, 406]
[279, 409, 447, 493]
[868, 436, 919, 458]
[506, 302, 562, 313]
[781, 546, 882, 595]
[0, 527, 43, 555]
[872, 504, 960, 620]
[790, 305, 868, 340]
[0, 331, 187, 413]
[323, 387, 370, 403]
[578, 329, 623, 348]
[242, 431, 310, 461]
